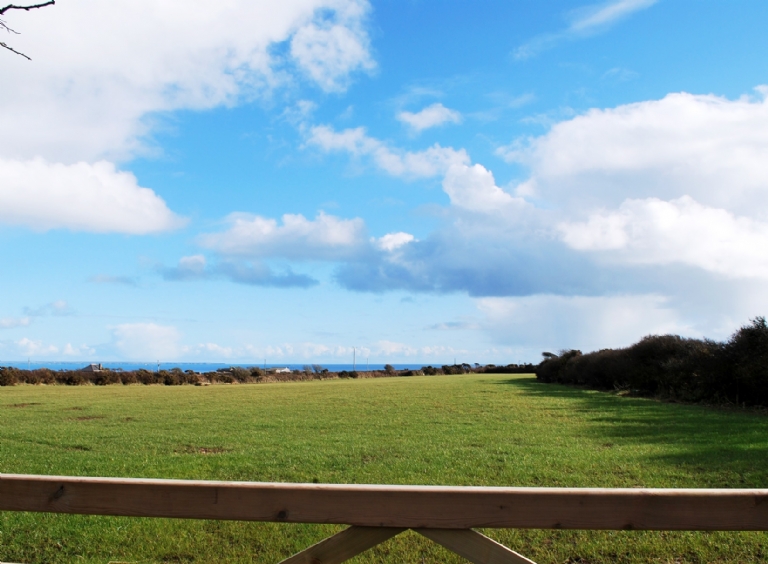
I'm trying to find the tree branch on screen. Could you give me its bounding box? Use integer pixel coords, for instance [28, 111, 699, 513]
[1, 40, 30, 59]
[0, 1, 54, 16]
[0, 1, 53, 59]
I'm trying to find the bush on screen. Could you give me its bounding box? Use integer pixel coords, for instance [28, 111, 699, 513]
[0, 367, 19, 386]
[534, 317, 768, 408]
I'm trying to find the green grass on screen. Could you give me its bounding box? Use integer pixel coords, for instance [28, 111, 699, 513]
[1, 374, 767, 563]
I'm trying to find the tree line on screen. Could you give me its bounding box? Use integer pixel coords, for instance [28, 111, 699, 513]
[536, 317, 768, 408]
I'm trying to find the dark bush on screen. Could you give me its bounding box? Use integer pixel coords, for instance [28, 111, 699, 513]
[62, 372, 86, 386]
[0, 367, 19, 386]
[120, 371, 138, 385]
[93, 371, 121, 386]
[535, 317, 768, 407]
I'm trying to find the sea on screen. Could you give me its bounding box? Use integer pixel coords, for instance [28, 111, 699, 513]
[0, 361, 432, 373]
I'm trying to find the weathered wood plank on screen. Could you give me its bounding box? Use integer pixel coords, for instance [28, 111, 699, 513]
[279, 526, 404, 564]
[1, 474, 767, 530]
[416, 528, 537, 564]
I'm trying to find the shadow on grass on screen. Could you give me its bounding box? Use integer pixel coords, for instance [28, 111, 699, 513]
[495, 377, 768, 486]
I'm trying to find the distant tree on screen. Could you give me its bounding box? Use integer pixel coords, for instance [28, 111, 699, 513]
[1, 1, 55, 60]
[384, 364, 396, 375]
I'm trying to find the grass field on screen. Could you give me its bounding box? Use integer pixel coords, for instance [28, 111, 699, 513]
[1, 374, 767, 563]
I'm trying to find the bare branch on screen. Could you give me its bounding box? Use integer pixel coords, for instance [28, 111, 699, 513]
[0, 18, 21, 33]
[1, 40, 30, 59]
[0, 0, 53, 59]
[0, 1, 54, 16]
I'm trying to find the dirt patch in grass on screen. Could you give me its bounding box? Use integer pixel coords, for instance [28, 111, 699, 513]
[73, 415, 106, 421]
[7, 402, 41, 408]
[177, 445, 229, 455]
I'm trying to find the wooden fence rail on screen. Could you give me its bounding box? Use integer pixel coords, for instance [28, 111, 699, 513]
[2, 474, 768, 563]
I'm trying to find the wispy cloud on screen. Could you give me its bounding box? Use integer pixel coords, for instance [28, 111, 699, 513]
[397, 103, 462, 133]
[158, 254, 319, 289]
[515, 0, 658, 60]
[89, 274, 139, 286]
[24, 300, 73, 317]
[0, 317, 30, 329]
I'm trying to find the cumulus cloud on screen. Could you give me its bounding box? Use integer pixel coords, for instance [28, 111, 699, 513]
[374, 232, 415, 252]
[307, 125, 469, 178]
[0, 158, 184, 233]
[514, 0, 658, 59]
[184, 342, 235, 359]
[499, 89, 768, 214]
[13, 337, 59, 357]
[290, 0, 375, 92]
[2, 0, 374, 163]
[559, 196, 768, 279]
[308, 125, 525, 214]
[112, 323, 181, 361]
[1, 0, 372, 234]
[199, 211, 368, 260]
[397, 103, 461, 132]
[63, 343, 96, 357]
[442, 164, 526, 213]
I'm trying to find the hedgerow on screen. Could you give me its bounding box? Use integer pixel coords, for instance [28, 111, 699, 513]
[536, 317, 768, 407]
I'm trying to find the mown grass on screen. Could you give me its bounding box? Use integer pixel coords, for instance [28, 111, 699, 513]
[1, 374, 767, 563]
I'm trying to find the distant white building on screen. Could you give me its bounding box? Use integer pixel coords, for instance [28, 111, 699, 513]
[266, 367, 291, 374]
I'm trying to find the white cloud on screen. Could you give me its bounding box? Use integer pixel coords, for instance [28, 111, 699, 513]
[63, 343, 96, 357]
[559, 196, 768, 279]
[184, 342, 235, 359]
[308, 124, 528, 215]
[0, 317, 30, 329]
[24, 300, 72, 317]
[477, 294, 687, 353]
[514, 0, 658, 59]
[569, 0, 658, 33]
[2, 0, 374, 162]
[0, 1, 372, 234]
[397, 103, 461, 132]
[307, 125, 469, 178]
[13, 337, 59, 357]
[162, 255, 208, 281]
[0, 158, 184, 233]
[290, 0, 375, 92]
[499, 89, 768, 215]
[200, 211, 367, 260]
[442, 164, 526, 213]
[375, 232, 415, 252]
[112, 323, 181, 361]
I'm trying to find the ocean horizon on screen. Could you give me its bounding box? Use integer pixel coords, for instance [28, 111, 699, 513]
[0, 361, 451, 373]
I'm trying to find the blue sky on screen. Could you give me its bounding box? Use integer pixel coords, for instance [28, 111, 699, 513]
[2, 0, 768, 364]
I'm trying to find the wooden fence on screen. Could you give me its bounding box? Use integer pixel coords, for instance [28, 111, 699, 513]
[1, 474, 767, 563]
